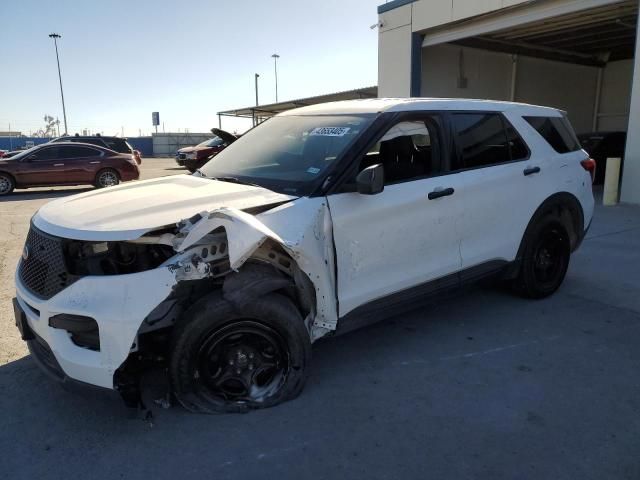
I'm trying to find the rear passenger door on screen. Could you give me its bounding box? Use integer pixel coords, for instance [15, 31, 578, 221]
[449, 112, 548, 272]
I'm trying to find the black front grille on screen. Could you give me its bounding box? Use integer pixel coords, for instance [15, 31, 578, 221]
[19, 226, 76, 299]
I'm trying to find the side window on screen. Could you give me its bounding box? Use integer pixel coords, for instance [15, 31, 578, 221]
[452, 113, 511, 169]
[58, 146, 101, 158]
[105, 139, 131, 153]
[28, 147, 59, 161]
[360, 117, 442, 185]
[524, 116, 581, 153]
[504, 123, 529, 161]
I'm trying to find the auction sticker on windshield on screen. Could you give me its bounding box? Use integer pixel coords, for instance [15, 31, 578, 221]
[310, 127, 350, 137]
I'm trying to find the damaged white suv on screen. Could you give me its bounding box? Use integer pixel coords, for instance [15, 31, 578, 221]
[14, 99, 594, 413]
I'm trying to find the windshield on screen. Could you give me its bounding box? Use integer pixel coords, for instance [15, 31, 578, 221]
[199, 114, 374, 195]
[198, 137, 225, 148]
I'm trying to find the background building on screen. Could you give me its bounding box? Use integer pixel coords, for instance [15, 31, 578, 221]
[377, 0, 639, 203]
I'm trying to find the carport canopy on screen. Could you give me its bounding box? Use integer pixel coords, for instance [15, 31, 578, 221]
[217, 86, 378, 123]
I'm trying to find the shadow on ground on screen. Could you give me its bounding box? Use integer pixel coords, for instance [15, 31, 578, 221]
[2, 198, 640, 480]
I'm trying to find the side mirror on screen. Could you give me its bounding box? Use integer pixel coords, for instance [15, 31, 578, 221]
[356, 164, 384, 195]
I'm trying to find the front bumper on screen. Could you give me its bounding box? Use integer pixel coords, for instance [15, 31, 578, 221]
[15, 264, 176, 389]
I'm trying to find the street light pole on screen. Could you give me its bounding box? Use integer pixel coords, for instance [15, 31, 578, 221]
[49, 33, 68, 135]
[255, 73, 260, 106]
[271, 53, 280, 102]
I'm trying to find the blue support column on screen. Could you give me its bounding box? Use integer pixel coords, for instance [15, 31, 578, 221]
[410, 33, 423, 97]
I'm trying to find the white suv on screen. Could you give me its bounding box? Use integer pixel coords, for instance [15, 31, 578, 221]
[13, 99, 595, 413]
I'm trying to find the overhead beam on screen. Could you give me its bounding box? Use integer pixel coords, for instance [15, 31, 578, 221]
[422, 0, 629, 47]
[453, 36, 607, 66]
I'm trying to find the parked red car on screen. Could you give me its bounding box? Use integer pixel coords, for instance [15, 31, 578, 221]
[0, 142, 140, 195]
[175, 128, 237, 172]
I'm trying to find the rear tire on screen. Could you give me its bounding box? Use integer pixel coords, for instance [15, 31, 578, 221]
[169, 292, 311, 414]
[0, 173, 14, 196]
[513, 216, 571, 299]
[94, 168, 120, 188]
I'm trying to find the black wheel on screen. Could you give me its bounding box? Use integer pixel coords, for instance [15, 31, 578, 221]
[0, 173, 15, 196]
[95, 168, 120, 188]
[170, 292, 311, 414]
[513, 216, 571, 299]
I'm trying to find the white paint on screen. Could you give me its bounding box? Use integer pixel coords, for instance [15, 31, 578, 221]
[18, 98, 595, 389]
[457, 111, 594, 268]
[33, 174, 295, 241]
[328, 176, 465, 317]
[15, 266, 176, 388]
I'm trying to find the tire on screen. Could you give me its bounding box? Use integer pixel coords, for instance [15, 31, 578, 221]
[94, 168, 120, 188]
[170, 292, 311, 414]
[513, 216, 571, 299]
[0, 173, 14, 196]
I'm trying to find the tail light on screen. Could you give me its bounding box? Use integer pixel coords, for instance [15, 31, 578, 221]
[581, 158, 596, 183]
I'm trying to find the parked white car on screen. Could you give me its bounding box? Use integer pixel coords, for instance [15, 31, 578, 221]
[14, 98, 595, 413]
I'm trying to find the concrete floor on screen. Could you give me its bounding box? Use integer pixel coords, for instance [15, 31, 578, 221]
[1, 162, 639, 479]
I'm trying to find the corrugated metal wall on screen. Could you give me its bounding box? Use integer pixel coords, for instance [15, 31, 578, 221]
[0, 137, 52, 151]
[127, 137, 153, 156]
[151, 133, 213, 156]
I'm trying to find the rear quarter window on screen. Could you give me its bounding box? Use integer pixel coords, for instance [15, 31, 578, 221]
[104, 139, 132, 153]
[524, 116, 581, 154]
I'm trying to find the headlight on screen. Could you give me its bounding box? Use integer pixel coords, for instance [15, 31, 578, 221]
[186, 152, 198, 160]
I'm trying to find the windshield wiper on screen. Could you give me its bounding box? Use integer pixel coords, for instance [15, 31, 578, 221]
[210, 176, 263, 188]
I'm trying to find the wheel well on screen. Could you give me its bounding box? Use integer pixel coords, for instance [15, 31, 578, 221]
[96, 167, 120, 179]
[520, 192, 584, 257]
[0, 171, 15, 183]
[503, 193, 583, 281]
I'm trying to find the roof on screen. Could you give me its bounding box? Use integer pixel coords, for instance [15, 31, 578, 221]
[278, 97, 562, 117]
[217, 86, 378, 119]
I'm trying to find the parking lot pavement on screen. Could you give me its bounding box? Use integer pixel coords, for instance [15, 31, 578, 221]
[0, 157, 184, 365]
[1, 185, 640, 479]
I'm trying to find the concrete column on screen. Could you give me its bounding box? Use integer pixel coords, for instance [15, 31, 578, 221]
[620, 7, 640, 204]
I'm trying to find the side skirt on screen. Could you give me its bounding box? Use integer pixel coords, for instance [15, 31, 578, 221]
[334, 260, 510, 336]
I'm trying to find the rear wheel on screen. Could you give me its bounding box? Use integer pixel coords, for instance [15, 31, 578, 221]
[513, 216, 571, 299]
[170, 292, 310, 414]
[0, 173, 14, 196]
[95, 168, 120, 188]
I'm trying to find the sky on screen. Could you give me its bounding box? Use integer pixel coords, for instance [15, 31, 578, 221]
[0, 0, 382, 137]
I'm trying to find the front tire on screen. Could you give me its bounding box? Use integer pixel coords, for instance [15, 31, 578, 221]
[94, 168, 120, 188]
[170, 292, 311, 414]
[0, 173, 15, 196]
[513, 216, 571, 299]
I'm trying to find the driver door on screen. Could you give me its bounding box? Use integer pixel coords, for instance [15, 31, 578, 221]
[327, 114, 465, 319]
[22, 146, 65, 185]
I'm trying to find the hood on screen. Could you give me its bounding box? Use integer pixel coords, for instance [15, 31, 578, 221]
[33, 174, 297, 241]
[177, 146, 198, 153]
[211, 128, 237, 144]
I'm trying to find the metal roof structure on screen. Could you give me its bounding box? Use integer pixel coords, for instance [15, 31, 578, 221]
[217, 86, 378, 124]
[452, 0, 638, 66]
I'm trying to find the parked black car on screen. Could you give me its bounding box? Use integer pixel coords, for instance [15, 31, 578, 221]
[51, 135, 142, 164]
[578, 131, 626, 185]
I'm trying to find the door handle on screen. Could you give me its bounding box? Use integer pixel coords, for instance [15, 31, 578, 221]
[523, 166, 541, 176]
[53, 163, 64, 167]
[428, 187, 455, 200]
[89, 161, 101, 164]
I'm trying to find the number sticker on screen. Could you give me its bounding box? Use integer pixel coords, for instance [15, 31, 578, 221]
[309, 127, 350, 137]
